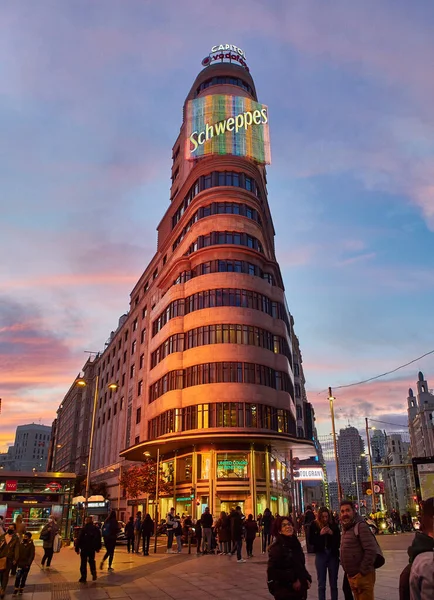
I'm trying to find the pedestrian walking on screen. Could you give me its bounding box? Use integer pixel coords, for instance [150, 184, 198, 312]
[262, 508, 273, 553]
[141, 514, 154, 556]
[75, 516, 102, 584]
[134, 511, 142, 553]
[166, 507, 176, 553]
[100, 511, 119, 572]
[40, 516, 59, 569]
[303, 506, 315, 553]
[173, 515, 182, 553]
[267, 516, 312, 599]
[0, 524, 19, 598]
[12, 531, 35, 596]
[125, 517, 135, 553]
[215, 511, 230, 555]
[195, 519, 202, 554]
[201, 507, 213, 554]
[229, 506, 245, 562]
[399, 497, 433, 600]
[245, 514, 258, 558]
[309, 507, 340, 600]
[340, 500, 380, 600]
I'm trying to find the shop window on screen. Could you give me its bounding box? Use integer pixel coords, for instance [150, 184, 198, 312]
[217, 453, 248, 479]
[199, 453, 211, 480]
[177, 455, 192, 482]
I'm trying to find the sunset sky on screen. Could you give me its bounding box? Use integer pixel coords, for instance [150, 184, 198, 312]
[1, 1, 434, 451]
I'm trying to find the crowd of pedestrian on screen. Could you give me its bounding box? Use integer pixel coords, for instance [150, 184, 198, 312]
[0, 514, 55, 597]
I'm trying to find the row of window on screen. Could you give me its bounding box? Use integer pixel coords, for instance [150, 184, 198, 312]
[97, 396, 125, 429]
[196, 76, 254, 97]
[172, 259, 276, 287]
[149, 361, 294, 403]
[172, 171, 262, 229]
[172, 202, 261, 252]
[185, 231, 264, 256]
[148, 402, 295, 440]
[150, 324, 292, 369]
[152, 288, 290, 337]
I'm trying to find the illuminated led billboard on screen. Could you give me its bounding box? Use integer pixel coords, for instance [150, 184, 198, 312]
[185, 95, 271, 164]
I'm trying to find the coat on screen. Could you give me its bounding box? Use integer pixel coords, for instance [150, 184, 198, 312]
[215, 516, 230, 543]
[76, 523, 102, 554]
[17, 540, 35, 568]
[229, 510, 244, 541]
[340, 517, 377, 577]
[267, 534, 312, 600]
[125, 521, 135, 538]
[40, 522, 59, 549]
[141, 517, 154, 536]
[245, 519, 259, 540]
[399, 532, 434, 600]
[0, 534, 20, 569]
[308, 521, 340, 556]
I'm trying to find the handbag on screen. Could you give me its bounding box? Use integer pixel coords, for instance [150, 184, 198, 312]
[0, 557, 7, 571]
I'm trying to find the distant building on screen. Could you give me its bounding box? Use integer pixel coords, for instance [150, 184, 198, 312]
[338, 426, 368, 502]
[328, 481, 339, 512]
[407, 372, 434, 458]
[5, 424, 51, 472]
[383, 433, 415, 514]
[371, 429, 387, 465]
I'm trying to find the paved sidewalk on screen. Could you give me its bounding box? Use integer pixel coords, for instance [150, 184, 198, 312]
[6, 535, 410, 599]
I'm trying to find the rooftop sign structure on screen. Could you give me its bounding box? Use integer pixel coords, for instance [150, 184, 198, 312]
[202, 44, 249, 71]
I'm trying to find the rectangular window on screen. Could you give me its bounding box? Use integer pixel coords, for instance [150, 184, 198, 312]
[153, 268, 158, 280]
[130, 364, 135, 379]
[138, 380, 143, 396]
[122, 373, 126, 386]
[141, 328, 146, 344]
[144, 281, 149, 293]
[142, 305, 147, 319]
[133, 318, 138, 331]
[131, 340, 137, 354]
[136, 407, 141, 424]
[139, 353, 145, 369]
[135, 435, 140, 445]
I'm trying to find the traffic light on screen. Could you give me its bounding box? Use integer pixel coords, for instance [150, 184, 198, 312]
[196, 497, 200, 506]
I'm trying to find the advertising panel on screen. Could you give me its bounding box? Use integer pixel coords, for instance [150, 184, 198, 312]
[293, 467, 324, 481]
[416, 462, 434, 500]
[185, 95, 271, 164]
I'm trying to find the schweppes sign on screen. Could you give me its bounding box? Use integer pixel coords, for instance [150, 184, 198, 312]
[185, 95, 271, 164]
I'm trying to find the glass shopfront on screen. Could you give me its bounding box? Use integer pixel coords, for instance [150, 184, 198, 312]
[217, 453, 248, 479]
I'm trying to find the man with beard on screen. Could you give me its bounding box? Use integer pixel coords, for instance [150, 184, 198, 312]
[340, 500, 378, 600]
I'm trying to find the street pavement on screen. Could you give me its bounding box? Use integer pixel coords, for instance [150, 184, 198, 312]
[8, 533, 413, 600]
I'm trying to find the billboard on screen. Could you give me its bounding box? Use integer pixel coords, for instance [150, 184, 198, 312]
[293, 467, 324, 481]
[185, 95, 271, 164]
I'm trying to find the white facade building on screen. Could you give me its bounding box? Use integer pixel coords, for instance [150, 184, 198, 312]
[338, 426, 368, 502]
[7, 424, 51, 472]
[407, 372, 434, 458]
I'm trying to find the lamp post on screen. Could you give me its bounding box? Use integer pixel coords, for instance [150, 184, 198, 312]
[153, 448, 160, 555]
[354, 465, 361, 508]
[328, 388, 342, 502]
[365, 418, 376, 514]
[76, 374, 99, 519]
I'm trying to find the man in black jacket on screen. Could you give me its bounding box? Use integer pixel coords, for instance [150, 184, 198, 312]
[200, 507, 214, 554]
[76, 516, 102, 583]
[229, 506, 246, 562]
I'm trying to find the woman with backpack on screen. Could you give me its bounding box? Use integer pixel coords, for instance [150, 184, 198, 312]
[100, 511, 119, 572]
[40, 516, 59, 569]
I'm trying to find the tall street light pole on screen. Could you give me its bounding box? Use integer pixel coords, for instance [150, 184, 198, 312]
[354, 465, 361, 508]
[153, 448, 160, 555]
[328, 388, 342, 503]
[365, 418, 376, 514]
[77, 374, 99, 519]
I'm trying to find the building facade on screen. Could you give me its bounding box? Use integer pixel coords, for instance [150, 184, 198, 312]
[337, 426, 368, 502]
[3, 424, 51, 472]
[89, 51, 316, 518]
[383, 433, 415, 514]
[408, 372, 434, 458]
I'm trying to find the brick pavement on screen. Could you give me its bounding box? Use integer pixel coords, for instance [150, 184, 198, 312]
[5, 534, 411, 599]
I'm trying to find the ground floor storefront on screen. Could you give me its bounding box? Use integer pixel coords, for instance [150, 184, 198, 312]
[153, 445, 294, 520]
[0, 471, 76, 539]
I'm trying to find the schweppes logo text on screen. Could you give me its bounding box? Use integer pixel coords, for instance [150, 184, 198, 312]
[189, 107, 268, 153]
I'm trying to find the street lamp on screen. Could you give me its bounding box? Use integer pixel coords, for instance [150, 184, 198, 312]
[76, 376, 118, 518]
[328, 388, 342, 502]
[365, 418, 376, 514]
[354, 465, 362, 508]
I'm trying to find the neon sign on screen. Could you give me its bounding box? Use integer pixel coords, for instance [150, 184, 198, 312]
[186, 95, 271, 164]
[202, 44, 249, 71]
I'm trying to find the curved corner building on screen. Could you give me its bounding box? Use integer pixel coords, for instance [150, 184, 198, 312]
[120, 49, 315, 518]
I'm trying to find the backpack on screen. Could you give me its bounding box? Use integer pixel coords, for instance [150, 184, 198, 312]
[102, 523, 110, 537]
[53, 534, 62, 553]
[354, 522, 385, 569]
